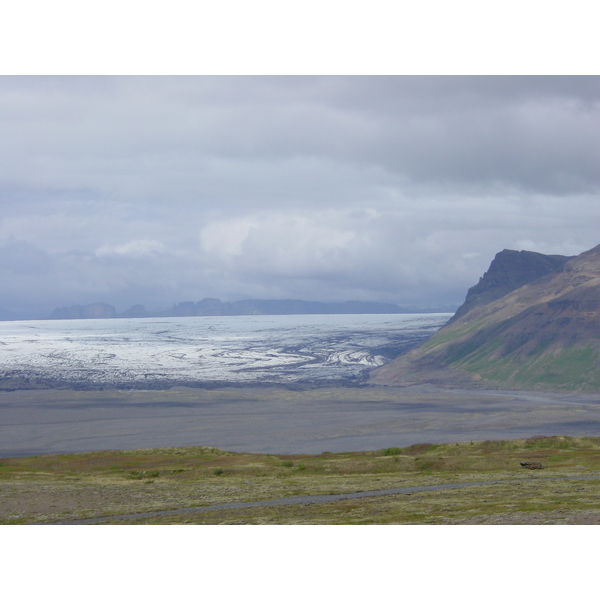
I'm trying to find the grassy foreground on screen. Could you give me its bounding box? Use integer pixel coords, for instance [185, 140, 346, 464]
[2, 436, 600, 524]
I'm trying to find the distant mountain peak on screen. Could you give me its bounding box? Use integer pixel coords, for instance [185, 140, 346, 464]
[49, 302, 117, 320]
[46, 298, 436, 321]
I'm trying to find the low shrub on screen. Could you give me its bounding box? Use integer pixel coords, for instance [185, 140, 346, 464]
[381, 447, 402, 456]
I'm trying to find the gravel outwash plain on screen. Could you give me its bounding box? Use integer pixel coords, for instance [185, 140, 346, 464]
[2, 384, 600, 457]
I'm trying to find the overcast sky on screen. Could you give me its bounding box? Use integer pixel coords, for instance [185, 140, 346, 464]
[1, 75, 599, 317]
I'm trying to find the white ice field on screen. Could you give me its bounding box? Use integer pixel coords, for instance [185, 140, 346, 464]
[0, 313, 451, 385]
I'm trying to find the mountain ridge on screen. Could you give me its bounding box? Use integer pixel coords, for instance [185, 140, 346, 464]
[45, 298, 453, 321]
[371, 243, 600, 392]
[448, 248, 572, 323]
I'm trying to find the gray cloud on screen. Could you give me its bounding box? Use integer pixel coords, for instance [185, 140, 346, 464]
[1, 76, 599, 317]
[0, 241, 54, 276]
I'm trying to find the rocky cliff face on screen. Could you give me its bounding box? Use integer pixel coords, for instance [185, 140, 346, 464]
[371, 244, 600, 392]
[449, 249, 572, 322]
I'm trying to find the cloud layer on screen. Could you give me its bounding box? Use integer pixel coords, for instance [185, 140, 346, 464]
[1, 76, 599, 317]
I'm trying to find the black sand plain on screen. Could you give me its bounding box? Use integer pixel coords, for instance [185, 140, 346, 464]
[2, 383, 600, 458]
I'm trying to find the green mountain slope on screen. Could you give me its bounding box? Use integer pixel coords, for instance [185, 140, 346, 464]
[371, 243, 600, 391]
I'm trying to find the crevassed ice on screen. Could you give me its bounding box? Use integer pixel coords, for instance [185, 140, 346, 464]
[0, 313, 450, 384]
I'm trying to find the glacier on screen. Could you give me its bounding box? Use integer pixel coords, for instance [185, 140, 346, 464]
[0, 313, 451, 386]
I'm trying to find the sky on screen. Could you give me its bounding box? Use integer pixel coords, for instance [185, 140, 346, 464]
[1, 75, 599, 317]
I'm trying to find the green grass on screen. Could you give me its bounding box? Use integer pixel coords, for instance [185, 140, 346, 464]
[456, 345, 600, 390]
[419, 318, 490, 351]
[407, 305, 600, 392]
[2, 436, 600, 524]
